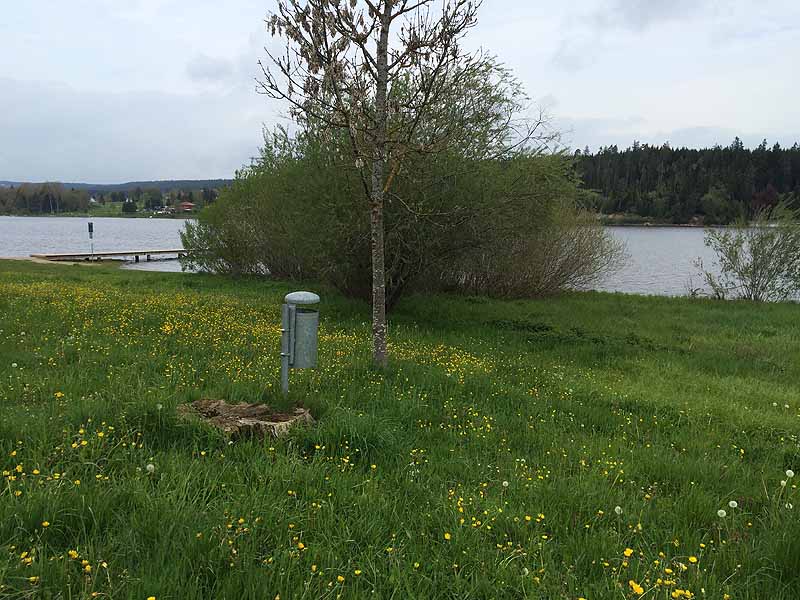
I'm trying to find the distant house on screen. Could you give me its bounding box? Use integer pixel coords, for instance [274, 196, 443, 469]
[179, 201, 196, 212]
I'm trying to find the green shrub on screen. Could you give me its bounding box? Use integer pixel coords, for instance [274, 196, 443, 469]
[181, 65, 623, 304]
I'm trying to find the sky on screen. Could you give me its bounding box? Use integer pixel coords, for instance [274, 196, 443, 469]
[2, 0, 799, 183]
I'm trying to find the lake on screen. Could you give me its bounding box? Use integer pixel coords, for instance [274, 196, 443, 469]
[599, 227, 718, 296]
[0, 216, 719, 296]
[0, 216, 187, 273]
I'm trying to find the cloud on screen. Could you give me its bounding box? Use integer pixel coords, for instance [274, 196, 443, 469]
[556, 115, 800, 152]
[550, 0, 713, 71]
[0, 78, 277, 182]
[594, 0, 705, 32]
[655, 127, 800, 150]
[187, 54, 236, 84]
[551, 38, 602, 73]
[556, 116, 647, 151]
[3, 0, 800, 181]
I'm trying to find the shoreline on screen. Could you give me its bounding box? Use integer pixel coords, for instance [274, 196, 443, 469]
[602, 222, 706, 228]
[0, 256, 103, 266]
[0, 213, 193, 220]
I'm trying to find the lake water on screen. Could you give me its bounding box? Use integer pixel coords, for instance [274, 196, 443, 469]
[0, 216, 719, 296]
[599, 227, 718, 296]
[0, 216, 187, 273]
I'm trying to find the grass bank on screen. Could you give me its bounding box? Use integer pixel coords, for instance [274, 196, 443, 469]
[0, 261, 799, 599]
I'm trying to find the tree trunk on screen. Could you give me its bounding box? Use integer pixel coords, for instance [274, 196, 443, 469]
[370, 196, 388, 367]
[370, 7, 392, 368]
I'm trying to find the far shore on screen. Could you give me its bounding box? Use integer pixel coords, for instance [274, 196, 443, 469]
[0, 212, 193, 219]
[2, 212, 718, 227]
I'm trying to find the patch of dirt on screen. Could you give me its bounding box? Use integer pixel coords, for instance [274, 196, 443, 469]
[178, 399, 314, 439]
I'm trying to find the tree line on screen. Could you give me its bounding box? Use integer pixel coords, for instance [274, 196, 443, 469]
[577, 138, 800, 224]
[0, 183, 91, 214]
[0, 183, 219, 215]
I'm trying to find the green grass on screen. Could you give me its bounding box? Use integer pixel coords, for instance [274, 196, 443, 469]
[0, 260, 799, 599]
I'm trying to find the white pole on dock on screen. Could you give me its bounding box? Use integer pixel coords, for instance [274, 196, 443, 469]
[88, 222, 94, 260]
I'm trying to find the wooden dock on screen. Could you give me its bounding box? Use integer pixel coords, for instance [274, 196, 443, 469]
[30, 249, 186, 263]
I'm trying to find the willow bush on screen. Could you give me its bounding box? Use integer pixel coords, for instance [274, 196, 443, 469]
[181, 133, 622, 305]
[698, 204, 800, 301]
[181, 63, 623, 305]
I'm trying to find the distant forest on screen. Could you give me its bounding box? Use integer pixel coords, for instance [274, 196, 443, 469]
[577, 138, 800, 224]
[0, 182, 224, 215]
[5, 142, 800, 224]
[0, 179, 232, 194]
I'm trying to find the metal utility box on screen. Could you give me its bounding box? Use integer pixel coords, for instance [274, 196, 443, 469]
[281, 291, 320, 394]
[290, 307, 319, 368]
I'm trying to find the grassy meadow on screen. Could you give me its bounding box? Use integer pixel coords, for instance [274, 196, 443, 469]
[0, 260, 799, 599]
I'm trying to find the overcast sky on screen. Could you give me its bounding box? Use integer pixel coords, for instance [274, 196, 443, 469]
[2, 0, 799, 183]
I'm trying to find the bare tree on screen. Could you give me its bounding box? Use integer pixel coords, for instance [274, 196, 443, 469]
[258, 0, 488, 367]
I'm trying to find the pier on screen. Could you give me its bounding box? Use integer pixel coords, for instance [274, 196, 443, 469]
[30, 249, 186, 263]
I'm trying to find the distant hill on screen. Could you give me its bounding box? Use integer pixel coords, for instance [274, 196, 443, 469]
[0, 179, 233, 192]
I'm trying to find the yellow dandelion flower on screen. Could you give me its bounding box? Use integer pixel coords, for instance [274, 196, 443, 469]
[629, 580, 644, 595]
